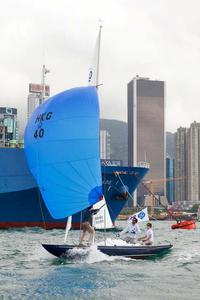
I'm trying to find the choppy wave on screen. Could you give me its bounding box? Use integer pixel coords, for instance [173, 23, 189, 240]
[0, 221, 200, 300]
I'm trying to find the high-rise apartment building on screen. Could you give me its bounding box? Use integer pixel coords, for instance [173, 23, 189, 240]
[174, 127, 187, 202]
[100, 130, 111, 159]
[127, 76, 165, 206]
[175, 122, 200, 205]
[188, 122, 200, 202]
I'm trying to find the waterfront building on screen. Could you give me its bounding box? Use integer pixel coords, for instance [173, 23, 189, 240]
[174, 127, 187, 202]
[187, 121, 200, 202]
[27, 83, 50, 120]
[100, 130, 111, 159]
[166, 155, 175, 204]
[127, 76, 165, 206]
[174, 122, 200, 205]
[0, 107, 18, 146]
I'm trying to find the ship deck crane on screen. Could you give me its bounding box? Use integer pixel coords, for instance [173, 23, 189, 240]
[142, 177, 185, 215]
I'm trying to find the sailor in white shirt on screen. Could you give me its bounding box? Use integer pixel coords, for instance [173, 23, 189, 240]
[138, 222, 154, 245]
[119, 217, 141, 244]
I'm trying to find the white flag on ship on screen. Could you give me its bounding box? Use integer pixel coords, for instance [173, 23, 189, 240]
[128, 207, 149, 223]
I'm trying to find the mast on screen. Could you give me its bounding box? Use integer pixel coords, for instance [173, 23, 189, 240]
[40, 64, 50, 105]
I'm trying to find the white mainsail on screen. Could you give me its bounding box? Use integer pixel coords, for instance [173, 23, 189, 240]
[88, 24, 102, 87]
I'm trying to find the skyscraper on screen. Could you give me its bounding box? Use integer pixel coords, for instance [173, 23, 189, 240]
[188, 121, 200, 202]
[174, 127, 187, 202]
[176, 121, 200, 205]
[100, 130, 111, 159]
[174, 122, 200, 205]
[127, 76, 165, 206]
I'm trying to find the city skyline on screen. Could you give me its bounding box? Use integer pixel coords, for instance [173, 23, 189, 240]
[1, 1, 200, 136]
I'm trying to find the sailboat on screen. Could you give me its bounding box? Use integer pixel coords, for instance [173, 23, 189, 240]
[24, 84, 172, 259]
[24, 26, 172, 259]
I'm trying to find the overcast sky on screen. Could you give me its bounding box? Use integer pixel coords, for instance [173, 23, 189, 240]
[1, 0, 200, 135]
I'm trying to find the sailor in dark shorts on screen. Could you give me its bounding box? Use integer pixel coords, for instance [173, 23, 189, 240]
[79, 206, 99, 246]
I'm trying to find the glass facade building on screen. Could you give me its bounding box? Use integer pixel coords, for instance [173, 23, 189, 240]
[127, 76, 165, 206]
[166, 155, 175, 204]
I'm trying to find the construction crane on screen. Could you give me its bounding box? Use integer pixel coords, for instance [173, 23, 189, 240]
[142, 177, 185, 215]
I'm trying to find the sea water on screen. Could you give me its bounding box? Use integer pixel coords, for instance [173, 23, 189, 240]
[0, 221, 200, 300]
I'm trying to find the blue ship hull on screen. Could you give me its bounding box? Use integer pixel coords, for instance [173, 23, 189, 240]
[0, 148, 148, 229]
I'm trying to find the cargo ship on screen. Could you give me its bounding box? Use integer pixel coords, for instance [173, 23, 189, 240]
[0, 148, 148, 229]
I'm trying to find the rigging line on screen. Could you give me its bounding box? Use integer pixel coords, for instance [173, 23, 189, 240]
[105, 200, 119, 220]
[36, 145, 46, 229]
[140, 180, 171, 215]
[101, 165, 116, 220]
[38, 191, 47, 229]
[98, 203, 106, 210]
[115, 172, 143, 209]
[115, 172, 158, 220]
[115, 172, 136, 202]
[79, 210, 83, 244]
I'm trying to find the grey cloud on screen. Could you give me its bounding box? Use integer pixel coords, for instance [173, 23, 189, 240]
[0, 0, 200, 136]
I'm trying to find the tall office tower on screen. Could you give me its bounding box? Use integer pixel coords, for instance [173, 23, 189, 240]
[187, 121, 200, 202]
[0, 107, 18, 146]
[174, 127, 187, 202]
[127, 76, 165, 206]
[27, 83, 50, 120]
[100, 130, 111, 159]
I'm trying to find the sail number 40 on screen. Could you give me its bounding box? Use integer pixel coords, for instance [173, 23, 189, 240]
[34, 128, 44, 138]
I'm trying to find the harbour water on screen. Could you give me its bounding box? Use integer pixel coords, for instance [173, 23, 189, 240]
[0, 221, 200, 299]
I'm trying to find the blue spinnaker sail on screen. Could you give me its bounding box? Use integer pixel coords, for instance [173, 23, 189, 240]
[24, 86, 103, 219]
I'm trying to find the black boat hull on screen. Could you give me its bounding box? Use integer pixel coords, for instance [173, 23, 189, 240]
[42, 243, 173, 259]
